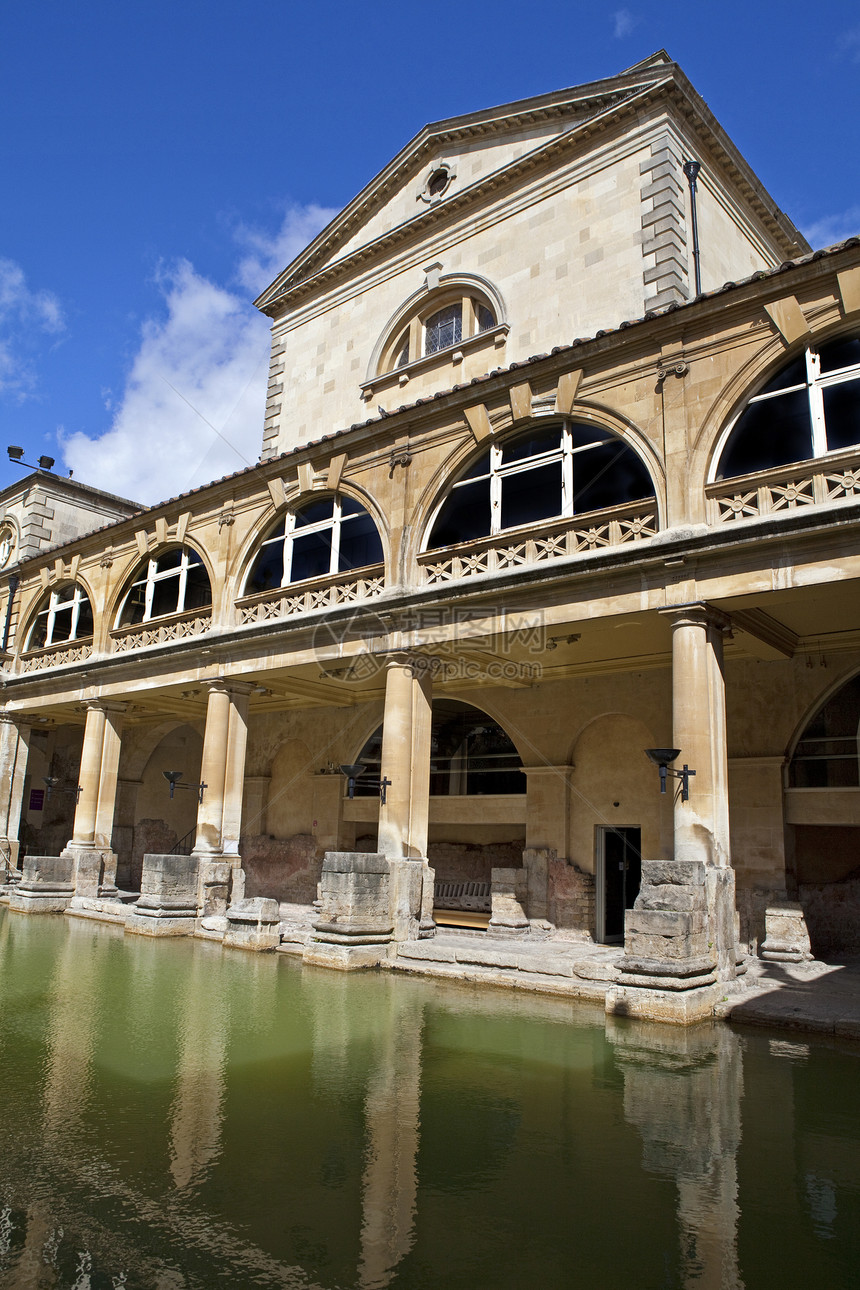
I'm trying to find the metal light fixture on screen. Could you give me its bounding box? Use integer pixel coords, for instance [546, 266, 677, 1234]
[644, 748, 696, 801]
[339, 762, 392, 805]
[162, 770, 207, 803]
[42, 776, 83, 803]
[7, 446, 55, 471]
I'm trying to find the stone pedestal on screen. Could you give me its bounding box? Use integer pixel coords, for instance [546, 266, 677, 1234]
[125, 854, 199, 936]
[418, 861, 436, 938]
[615, 860, 717, 994]
[197, 858, 236, 934]
[7, 854, 75, 913]
[305, 851, 402, 970]
[223, 897, 281, 951]
[488, 867, 530, 938]
[761, 902, 814, 962]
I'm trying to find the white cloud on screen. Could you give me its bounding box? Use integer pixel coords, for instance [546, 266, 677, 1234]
[235, 203, 338, 296]
[803, 207, 860, 250]
[612, 8, 638, 38]
[61, 203, 337, 506]
[0, 258, 64, 401]
[840, 26, 860, 63]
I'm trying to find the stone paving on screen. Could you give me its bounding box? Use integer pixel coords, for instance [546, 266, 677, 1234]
[278, 907, 860, 1037]
[715, 955, 860, 1039]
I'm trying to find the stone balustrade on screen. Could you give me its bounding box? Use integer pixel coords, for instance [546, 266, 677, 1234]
[418, 500, 658, 585]
[236, 564, 385, 624]
[707, 447, 860, 526]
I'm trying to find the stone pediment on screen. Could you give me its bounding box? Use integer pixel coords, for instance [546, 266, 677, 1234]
[255, 53, 683, 314]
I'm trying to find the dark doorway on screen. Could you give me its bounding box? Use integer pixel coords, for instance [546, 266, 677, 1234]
[599, 827, 642, 942]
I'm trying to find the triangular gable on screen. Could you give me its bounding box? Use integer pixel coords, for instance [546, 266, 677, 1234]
[254, 55, 677, 313]
[255, 51, 807, 316]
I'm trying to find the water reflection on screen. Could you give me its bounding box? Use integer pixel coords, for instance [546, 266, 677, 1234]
[1, 909, 859, 1289]
[607, 1018, 744, 1289]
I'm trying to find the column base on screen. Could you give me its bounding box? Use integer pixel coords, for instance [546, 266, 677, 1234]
[487, 918, 531, 939]
[302, 941, 391, 971]
[761, 902, 814, 963]
[223, 897, 281, 952]
[7, 885, 74, 914]
[8, 854, 76, 913]
[605, 981, 722, 1025]
[125, 904, 198, 937]
[126, 853, 201, 935]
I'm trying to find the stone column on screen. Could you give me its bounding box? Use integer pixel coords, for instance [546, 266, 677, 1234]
[610, 604, 739, 1024]
[377, 654, 434, 861]
[192, 680, 253, 930]
[0, 713, 31, 879]
[66, 700, 126, 900]
[377, 655, 416, 861]
[193, 681, 232, 855]
[71, 702, 107, 849]
[377, 653, 435, 939]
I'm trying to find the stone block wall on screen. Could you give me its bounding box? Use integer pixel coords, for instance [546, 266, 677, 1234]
[548, 858, 596, 935]
[241, 832, 321, 905]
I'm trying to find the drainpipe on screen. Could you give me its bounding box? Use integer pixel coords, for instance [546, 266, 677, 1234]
[683, 160, 702, 297]
[2, 574, 19, 653]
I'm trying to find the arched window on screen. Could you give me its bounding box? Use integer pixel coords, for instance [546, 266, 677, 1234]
[717, 333, 860, 480]
[115, 547, 211, 627]
[25, 583, 93, 651]
[789, 674, 860, 788]
[352, 699, 525, 797]
[427, 422, 655, 549]
[244, 495, 383, 595]
[380, 290, 498, 374]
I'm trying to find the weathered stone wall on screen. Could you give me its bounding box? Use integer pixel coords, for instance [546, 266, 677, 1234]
[798, 874, 860, 958]
[130, 819, 180, 890]
[548, 859, 596, 934]
[241, 832, 321, 904]
[426, 839, 524, 883]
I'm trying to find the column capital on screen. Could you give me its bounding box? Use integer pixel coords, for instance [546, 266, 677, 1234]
[83, 699, 128, 716]
[0, 711, 32, 730]
[202, 678, 254, 698]
[659, 602, 732, 633]
[382, 651, 441, 680]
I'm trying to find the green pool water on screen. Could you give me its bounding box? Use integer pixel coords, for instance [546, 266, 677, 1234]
[1, 907, 859, 1289]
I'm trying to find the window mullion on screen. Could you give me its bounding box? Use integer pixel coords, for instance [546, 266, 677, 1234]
[69, 588, 81, 641]
[490, 443, 502, 535]
[177, 561, 188, 615]
[562, 424, 574, 516]
[143, 560, 156, 621]
[282, 513, 297, 586]
[330, 499, 342, 574]
[45, 594, 57, 647]
[808, 347, 828, 456]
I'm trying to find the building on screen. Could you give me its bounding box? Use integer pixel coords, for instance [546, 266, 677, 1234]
[1, 52, 859, 1022]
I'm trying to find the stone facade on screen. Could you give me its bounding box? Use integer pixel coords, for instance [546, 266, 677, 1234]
[1, 53, 859, 1022]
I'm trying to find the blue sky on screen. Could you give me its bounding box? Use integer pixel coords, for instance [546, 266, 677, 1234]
[3, 1, 859, 504]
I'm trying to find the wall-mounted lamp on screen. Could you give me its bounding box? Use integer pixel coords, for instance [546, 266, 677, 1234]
[43, 776, 83, 803]
[162, 770, 207, 803]
[644, 748, 696, 801]
[7, 446, 55, 471]
[339, 762, 392, 805]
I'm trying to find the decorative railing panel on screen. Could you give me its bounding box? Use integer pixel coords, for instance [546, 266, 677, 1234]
[20, 641, 93, 672]
[236, 565, 385, 625]
[707, 450, 860, 525]
[111, 611, 212, 653]
[418, 502, 658, 585]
